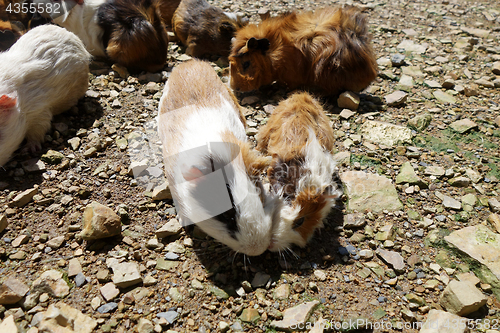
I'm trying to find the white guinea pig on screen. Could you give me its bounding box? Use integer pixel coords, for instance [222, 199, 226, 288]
[158, 59, 280, 256]
[0, 24, 90, 167]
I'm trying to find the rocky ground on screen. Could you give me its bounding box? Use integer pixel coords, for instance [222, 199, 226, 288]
[1, 0, 500, 332]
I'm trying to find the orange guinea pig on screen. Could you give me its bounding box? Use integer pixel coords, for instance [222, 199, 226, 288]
[229, 6, 378, 95]
[256, 92, 342, 252]
[172, 0, 248, 58]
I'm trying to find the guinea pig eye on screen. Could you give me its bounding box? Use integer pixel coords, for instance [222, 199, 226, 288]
[242, 61, 251, 71]
[292, 217, 305, 229]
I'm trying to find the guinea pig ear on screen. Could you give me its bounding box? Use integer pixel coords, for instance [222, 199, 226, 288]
[0, 94, 17, 124]
[0, 95, 17, 110]
[246, 37, 270, 53]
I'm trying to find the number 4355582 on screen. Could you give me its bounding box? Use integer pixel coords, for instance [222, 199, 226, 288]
[5, 2, 61, 14]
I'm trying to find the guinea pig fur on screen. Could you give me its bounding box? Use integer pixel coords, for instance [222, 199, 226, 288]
[158, 59, 280, 256]
[229, 6, 378, 95]
[256, 92, 342, 252]
[53, 0, 168, 72]
[157, 0, 181, 29]
[172, 0, 248, 58]
[0, 25, 90, 167]
[97, 0, 169, 72]
[52, 0, 108, 58]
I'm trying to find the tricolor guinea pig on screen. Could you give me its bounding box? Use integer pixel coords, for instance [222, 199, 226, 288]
[53, 0, 168, 72]
[229, 6, 378, 95]
[256, 92, 342, 252]
[0, 24, 90, 167]
[172, 0, 248, 58]
[157, 59, 281, 256]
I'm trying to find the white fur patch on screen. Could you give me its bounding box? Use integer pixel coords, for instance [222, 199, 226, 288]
[224, 12, 238, 21]
[53, 0, 107, 57]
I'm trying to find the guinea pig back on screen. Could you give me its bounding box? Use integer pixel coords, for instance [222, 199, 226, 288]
[229, 6, 377, 95]
[158, 59, 280, 256]
[256, 92, 342, 251]
[0, 25, 90, 166]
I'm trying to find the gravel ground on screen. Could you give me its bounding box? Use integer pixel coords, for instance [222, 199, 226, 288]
[1, 0, 500, 332]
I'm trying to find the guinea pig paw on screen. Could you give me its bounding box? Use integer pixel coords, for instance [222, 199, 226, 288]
[23, 141, 42, 154]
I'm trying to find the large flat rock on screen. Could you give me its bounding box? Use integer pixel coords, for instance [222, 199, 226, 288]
[341, 171, 403, 213]
[445, 225, 500, 282]
[439, 280, 487, 316]
[358, 121, 412, 147]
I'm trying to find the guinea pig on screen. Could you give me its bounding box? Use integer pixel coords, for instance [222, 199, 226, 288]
[53, 0, 168, 72]
[97, 0, 169, 72]
[256, 92, 342, 252]
[229, 6, 378, 95]
[0, 24, 90, 167]
[158, 59, 281, 256]
[172, 0, 248, 58]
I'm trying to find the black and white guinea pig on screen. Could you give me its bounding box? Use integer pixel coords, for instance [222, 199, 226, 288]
[158, 59, 281, 256]
[53, 0, 168, 72]
[0, 24, 90, 167]
[256, 92, 342, 252]
[172, 0, 248, 58]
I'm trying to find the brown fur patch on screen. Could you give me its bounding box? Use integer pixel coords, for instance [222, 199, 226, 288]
[172, 0, 247, 58]
[293, 189, 328, 242]
[256, 92, 334, 161]
[160, 60, 244, 121]
[98, 0, 169, 72]
[157, 0, 181, 28]
[229, 6, 377, 95]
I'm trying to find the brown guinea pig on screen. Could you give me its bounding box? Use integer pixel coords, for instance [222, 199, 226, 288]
[97, 0, 169, 72]
[172, 0, 248, 58]
[256, 92, 342, 252]
[229, 6, 378, 95]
